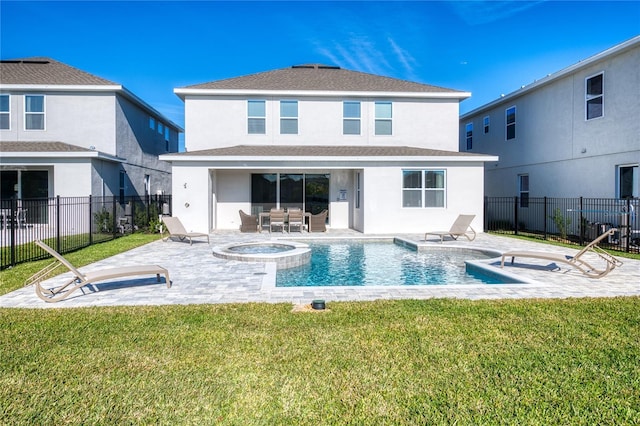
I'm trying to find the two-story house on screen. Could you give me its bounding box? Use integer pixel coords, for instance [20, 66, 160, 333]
[0, 57, 183, 206]
[459, 36, 639, 200]
[161, 64, 497, 234]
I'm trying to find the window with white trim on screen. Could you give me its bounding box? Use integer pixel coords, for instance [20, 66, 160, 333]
[586, 72, 604, 120]
[375, 101, 392, 135]
[465, 123, 473, 150]
[248, 100, 266, 134]
[519, 174, 529, 208]
[618, 165, 638, 198]
[506, 106, 516, 140]
[0, 94, 9, 129]
[343, 101, 361, 135]
[25, 95, 44, 130]
[402, 170, 446, 208]
[280, 100, 298, 134]
[483, 116, 490, 134]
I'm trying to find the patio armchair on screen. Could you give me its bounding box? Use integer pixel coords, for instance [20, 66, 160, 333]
[161, 216, 210, 245]
[500, 228, 623, 278]
[287, 208, 305, 232]
[309, 209, 328, 232]
[28, 240, 170, 303]
[269, 208, 286, 233]
[239, 210, 259, 232]
[424, 214, 476, 243]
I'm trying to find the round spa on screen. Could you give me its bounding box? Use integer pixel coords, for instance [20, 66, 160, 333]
[212, 241, 311, 269]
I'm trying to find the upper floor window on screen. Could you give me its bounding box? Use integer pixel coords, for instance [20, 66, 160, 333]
[25, 95, 45, 130]
[248, 100, 266, 134]
[0, 94, 9, 130]
[483, 116, 490, 134]
[375, 101, 392, 135]
[164, 126, 170, 141]
[158, 121, 164, 135]
[280, 100, 298, 134]
[343, 101, 361, 135]
[465, 123, 473, 150]
[506, 106, 516, 140]
[586, 73, 604, 120]
[149, 117, 155, 130]
[402, 170, 446, 208]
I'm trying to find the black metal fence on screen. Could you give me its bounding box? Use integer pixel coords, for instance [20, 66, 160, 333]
[485, 196, 639, 253]
[0, 195, 171, 270]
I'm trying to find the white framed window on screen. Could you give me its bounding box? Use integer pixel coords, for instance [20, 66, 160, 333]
[465, 123, 473, 150]
[0, 94, 9, 130]
[343, 101, 361, 135]
[280, 100, 298, 134]
[149, 116, 155, 130]
[617, 164, 638, 198]
[518, 174, 529, 208]
[586, 72, 604, 120]
[248, 100, 266, 134]
[375, 101, 392, 135]
[506, 106, 516, 140]
[402, 169, 446, 208]
[24, 94, 45, 130]
[483, 116, 490, 134]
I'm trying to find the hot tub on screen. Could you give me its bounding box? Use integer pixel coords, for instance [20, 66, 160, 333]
[212, 241, 311, 269]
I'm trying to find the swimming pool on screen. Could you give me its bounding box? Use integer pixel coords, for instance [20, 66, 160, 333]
[276, 240, 505, 287]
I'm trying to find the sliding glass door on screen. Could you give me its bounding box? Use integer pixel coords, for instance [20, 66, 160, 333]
[251, 173, 329, 217]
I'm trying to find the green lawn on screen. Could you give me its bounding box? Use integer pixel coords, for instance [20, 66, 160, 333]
[1, 298, 639, 424]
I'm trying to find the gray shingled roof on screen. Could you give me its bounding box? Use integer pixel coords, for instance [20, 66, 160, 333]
[169, 145, 482, 157]
[0, 141, 92, 152]
[0, 57, 117, 86]
[183, 64, 462, 93]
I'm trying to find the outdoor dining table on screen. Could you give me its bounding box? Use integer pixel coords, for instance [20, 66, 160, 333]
[258, 211, 311, 232]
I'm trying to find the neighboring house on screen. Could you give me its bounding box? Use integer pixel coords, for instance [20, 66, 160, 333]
[459, 36, 640, 200]
[161, 64, 497, 233]
[0, 57, 183, 206]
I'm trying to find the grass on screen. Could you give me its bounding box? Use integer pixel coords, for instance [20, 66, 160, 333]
[0, 233, 161, 296]
[1, 298, 639, 424]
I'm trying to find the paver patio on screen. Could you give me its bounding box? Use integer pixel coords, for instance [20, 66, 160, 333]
[1, 231, 638, 308]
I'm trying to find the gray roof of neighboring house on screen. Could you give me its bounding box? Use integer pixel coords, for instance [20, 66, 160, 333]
[0, 141, 92, 152]
[164, 145, 485, 158]
[0, 57, 117, 86]
[182, 64, 464, 94]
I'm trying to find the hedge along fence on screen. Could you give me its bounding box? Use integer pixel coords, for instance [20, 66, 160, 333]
[485, 196, 639, 253]
[0, 194, 171, 270]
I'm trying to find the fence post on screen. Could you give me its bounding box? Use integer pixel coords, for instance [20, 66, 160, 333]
[543, 196, 548, 240]
[112, 197, 117, 239]
[10, 198, 16, 268]
[514, 196, 519, 235]
[579, 197, 584, 246]
[56, 195, 61, 253]
[89, 195, 93, 245]
[625, 198, 631, 253]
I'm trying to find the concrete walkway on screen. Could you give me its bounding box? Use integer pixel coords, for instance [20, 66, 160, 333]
[1, 231, 638, 308]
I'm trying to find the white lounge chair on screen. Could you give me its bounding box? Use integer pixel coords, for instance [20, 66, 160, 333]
[500, 229, 623, 278]
[28, 240, 170, 303]
[425, 214, 476, 243]
[161, 216, 210, 245]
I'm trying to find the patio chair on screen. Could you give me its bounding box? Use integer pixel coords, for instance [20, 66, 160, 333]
[500, 228, 623, 278]
[239, 210, 258, 232]
[28, 240, 170, 303]
[309, 209, 328, 232]
[424, 214, 476, 243]
[287, 208, 305, 232]
[269, 208, 286, 233]
[161, 216, 210, 245]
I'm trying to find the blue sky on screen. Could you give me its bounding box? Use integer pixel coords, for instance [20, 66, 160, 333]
[2, 0, 639, 146]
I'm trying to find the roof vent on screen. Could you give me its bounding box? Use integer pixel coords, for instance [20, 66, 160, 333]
[292, 63, 340, 70]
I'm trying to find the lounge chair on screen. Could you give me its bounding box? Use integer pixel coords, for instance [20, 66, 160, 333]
[287, 208, 304, 232]
[161, 216, 210, 245]
[424, 214, 476, 243]
[500, 228, 623, 278]
[269, 208, 286, 233]
[309, 209, 328, 232]
[28, 240, 170, 303]
[239, 210, 258, 232]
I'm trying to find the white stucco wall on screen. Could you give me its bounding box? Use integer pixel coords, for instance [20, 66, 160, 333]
[184, 96, 460, 152]
[170, 163, 211, 233]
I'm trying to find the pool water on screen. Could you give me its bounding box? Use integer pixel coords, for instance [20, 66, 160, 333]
[276, 240, 503, 287]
